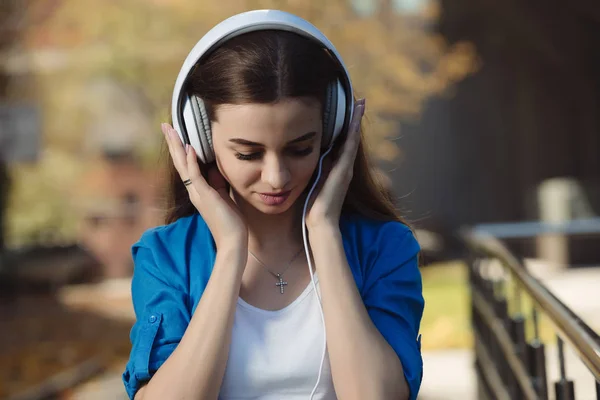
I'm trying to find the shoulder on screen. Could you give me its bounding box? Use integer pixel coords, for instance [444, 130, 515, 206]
[132, 213, 215, 290]
[135, 212, 208, 249]
[339, 213, 421, 288]
[340, 212, 420, 259]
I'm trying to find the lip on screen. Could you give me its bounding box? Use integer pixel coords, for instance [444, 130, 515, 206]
[257, 190, 292, 206]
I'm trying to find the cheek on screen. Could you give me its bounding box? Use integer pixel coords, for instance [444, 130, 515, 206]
[216, 155, 259, 188]
[292, 153, 321, 183]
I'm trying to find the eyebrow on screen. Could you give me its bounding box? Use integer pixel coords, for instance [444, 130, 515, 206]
[229, 131, 317, 147]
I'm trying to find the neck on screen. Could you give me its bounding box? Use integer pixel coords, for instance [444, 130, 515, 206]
[233, 192, 305, 255]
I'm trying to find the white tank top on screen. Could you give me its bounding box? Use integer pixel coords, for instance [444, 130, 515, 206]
[219, 276, 337, 400]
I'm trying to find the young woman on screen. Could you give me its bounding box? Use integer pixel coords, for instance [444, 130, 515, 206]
[122, 10, 424, 400]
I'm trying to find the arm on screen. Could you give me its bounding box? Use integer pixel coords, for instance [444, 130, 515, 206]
[129, 244, 247, 400]
[127, 123, 250, 399]
[308, 224, 423, 400]
[304, 98, 422, 399]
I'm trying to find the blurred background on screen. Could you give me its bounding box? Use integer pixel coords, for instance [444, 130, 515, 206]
[1, 0, 598, 399]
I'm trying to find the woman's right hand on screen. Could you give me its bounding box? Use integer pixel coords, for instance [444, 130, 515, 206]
[162, 123, 248, 250]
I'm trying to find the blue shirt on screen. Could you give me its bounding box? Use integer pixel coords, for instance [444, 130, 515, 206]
[122, 212, 424, 399]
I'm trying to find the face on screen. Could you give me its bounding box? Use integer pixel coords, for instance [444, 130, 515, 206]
[211, 98, 323, 215]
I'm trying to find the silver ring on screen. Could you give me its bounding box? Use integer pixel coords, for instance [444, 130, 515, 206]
[183, 178, 192, 186]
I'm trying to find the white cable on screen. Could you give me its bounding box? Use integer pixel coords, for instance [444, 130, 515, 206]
[302, 146, 334, 400]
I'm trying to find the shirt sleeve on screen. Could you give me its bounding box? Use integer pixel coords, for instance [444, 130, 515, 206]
[122, 236, 191, 399]
[361, 225, 424, 400]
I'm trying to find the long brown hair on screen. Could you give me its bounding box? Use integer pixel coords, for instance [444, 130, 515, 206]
[164, 30, 407, 227]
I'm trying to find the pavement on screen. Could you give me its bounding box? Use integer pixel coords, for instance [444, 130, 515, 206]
[70, 366, 129, 400]
[527, 259, 600, 331]
[418, 342, 599, 400]
[418, 349, 477, 400]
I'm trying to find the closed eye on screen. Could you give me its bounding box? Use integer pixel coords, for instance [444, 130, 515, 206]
[234, 146, 314, 161]
[288, 147, 313, 157]
[235, 152, 261, 161]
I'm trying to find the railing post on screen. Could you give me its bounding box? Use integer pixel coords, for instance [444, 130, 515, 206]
[527, 340, 549, 400]
[554, 337, 576, 400]
[527, 307, 549, 400]
[510, 314, 527, 361]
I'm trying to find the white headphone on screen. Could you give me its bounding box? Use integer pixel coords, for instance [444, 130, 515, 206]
[171, 9, 354, 163]
[170, 10, 355, 399]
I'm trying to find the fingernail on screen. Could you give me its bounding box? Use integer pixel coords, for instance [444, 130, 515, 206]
[185, 144, 190, 154]
[357, 105, 365, 117]
[160, 123, 167, 135]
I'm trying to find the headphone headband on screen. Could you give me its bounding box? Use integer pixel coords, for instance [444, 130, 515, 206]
[171, 10, 354, 162]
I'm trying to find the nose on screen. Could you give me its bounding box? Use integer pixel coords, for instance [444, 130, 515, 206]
[261, 153, 290, 190]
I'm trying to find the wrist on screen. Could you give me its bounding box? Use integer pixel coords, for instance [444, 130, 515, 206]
[215, 243, 248, 269]
[218, 232, 248, 252]
[307, 221, 341, 240]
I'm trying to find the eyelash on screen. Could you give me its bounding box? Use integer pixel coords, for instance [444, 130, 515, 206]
[235, 147, 314, 161]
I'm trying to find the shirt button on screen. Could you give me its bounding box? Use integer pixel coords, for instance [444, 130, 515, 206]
[149, 315, 157, 323]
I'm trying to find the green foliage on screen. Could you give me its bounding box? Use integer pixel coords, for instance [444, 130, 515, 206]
[8, 149, 82, 247]
[420, 261, 473, 350]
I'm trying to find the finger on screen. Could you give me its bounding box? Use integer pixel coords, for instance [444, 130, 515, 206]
[326, 101, 364, 186]
[337, 101, 365, 168]
[342, 100, 365, 154]
[162, 123, 191, 181]
[185, 142, 211, 194]
[349, 99, 366, 147]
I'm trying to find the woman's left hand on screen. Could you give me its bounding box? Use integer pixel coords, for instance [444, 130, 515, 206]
[305, 98, 366, 230]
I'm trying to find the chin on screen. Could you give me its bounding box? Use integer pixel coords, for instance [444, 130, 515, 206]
[255, 205, 291, 215]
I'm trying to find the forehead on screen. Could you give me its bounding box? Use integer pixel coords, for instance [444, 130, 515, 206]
[212, 98, 322, 141]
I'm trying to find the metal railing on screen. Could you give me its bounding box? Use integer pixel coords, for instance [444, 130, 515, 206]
[462, 230, 600, 400]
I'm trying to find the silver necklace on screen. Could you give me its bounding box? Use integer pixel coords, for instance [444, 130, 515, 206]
[248, 248, 303, 294]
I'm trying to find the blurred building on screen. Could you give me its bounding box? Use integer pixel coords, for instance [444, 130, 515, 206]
[77, 150, 165, 278]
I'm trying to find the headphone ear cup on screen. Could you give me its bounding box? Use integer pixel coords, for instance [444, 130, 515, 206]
[322, 80, 338, 149]
[190, 95, 215, 164]
[331, 79, 347, 145]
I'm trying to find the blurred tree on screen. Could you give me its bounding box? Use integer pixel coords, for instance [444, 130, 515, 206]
[6, 0, 476, 246]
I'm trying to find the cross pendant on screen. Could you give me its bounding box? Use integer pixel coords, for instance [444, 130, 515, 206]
[275, 274, 288, 294]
